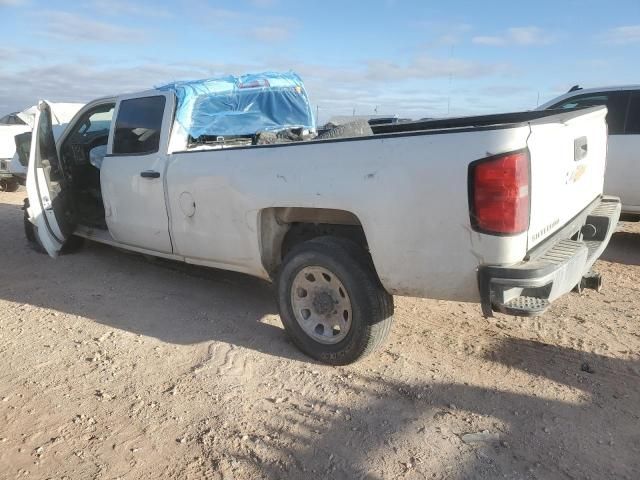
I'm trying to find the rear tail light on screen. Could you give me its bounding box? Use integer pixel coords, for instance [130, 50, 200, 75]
[469, 150, 530, 235]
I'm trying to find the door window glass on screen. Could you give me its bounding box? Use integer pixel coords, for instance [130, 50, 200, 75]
[554, 95, 607, 110]
[78, 107, 114, 135]
[37, 105, 62, 181]
[113, 96, 166, 155]
[625, 94, 640, 134]
[551, 92, 630, 134]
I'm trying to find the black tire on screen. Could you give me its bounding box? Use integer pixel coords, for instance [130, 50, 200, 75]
[23, 198, 84, 254]
[24, 212, 37, 243]
[23, 207, 45, 253]
[277, 236, 394, 365]
[316, 120, 373, 140]
[61, 235, 85, 254]
[0, 178, 19, 192]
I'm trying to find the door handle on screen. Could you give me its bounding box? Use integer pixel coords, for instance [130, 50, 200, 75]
[140, 170, 160, 179]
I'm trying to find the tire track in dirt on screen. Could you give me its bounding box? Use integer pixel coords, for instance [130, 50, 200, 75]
[190, 342, 254, 379]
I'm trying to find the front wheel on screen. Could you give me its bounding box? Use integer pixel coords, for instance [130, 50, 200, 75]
[23, 202, 44, 253]
[23, 198, 84, 254]
[277, 237, 394, 365]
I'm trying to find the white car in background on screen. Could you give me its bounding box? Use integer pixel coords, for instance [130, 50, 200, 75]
[0, 102, 83, 190]
[0, 112, 30, 191]
[539, 86, 640, 217]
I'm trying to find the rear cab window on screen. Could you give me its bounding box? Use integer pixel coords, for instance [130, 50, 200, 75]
[550, 91, 630, 134]
[113, 96, 166, 155]
[625, 93, 640, 134]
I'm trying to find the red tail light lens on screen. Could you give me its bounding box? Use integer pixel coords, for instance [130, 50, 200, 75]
[469, 150, 530, 235]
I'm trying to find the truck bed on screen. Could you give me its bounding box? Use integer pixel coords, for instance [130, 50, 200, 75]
[370, 109, 574, 135]
[175, 108, 593, 153]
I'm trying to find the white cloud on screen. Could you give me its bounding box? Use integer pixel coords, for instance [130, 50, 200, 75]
[201, 8, 241, 23]
[36, 11, 147, 43]
[479, 85, 533, 97]
[251, 25, 292, 42]
[90, 0, 171, 18]
[0, 0, 27, 5]
[436, 33, 465, 46]
[0, 48, 14, 61]
[248, 16, 298, 42]
[0, 50, 515, 121]
[473, 27, 555, 47]
[0, 4, 514, 125]
[187, 2, 297, 44]
[599, 25, 640, 45]
[0, 62, 207, 112]
[472, 36, 506, 46]
[413, 21, 473, 47]
[363, 56, 510, 81]
[249, 0, 278, 7]
[0, 46, 46, 62]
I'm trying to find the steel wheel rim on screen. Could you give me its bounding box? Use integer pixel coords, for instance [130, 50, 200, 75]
[290, 266, 353, 345]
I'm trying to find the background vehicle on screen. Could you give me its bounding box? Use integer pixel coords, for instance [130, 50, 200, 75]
[0, 111, 30, 191]
[0, 112, 27, 126]
[539, 85, 640, 218]
[26, 72, 620, 364]
[0, 103, 83, 190]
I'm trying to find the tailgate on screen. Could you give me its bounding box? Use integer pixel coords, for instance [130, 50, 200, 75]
[526, 106, 608, 249]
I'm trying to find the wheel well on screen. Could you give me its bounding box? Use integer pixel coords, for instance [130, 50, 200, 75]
[259, 207, 368, 277]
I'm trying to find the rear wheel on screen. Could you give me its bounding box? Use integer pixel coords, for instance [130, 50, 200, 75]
[277, 237, 394, 365]
[0, 178, 19, 192]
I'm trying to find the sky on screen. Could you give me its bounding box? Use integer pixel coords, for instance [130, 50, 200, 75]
[1, 0, 639, 122]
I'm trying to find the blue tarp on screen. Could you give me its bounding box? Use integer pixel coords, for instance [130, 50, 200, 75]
[157, 71, 315, 139]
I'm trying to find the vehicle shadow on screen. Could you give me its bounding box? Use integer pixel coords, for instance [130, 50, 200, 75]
[0, 200, 313, 362]
[3, 198, 639, 478]
[245, 337, 640, 479]
[600, 230, 640, 266]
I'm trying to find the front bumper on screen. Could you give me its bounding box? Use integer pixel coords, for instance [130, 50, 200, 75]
[478, 195, 621, 317]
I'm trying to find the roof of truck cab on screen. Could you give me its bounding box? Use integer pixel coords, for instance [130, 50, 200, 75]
[538, 85, 640, 110]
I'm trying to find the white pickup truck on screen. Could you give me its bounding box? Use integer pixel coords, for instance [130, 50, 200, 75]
[25, 72, 621, 364]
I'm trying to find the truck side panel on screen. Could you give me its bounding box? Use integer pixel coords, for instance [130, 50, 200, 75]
[165, 127, 531, 302]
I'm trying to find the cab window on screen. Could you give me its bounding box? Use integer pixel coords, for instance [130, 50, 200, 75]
[113, 96, 166, 155]
[550, 91, 630, 135]
[79, 108, 114, 135]
[625, 94, 640, 134]
[61, 103, 115, 168]
[71, 104, 114, 138]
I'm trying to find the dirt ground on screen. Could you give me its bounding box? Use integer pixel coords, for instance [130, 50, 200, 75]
[0, 188, 639, 480]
